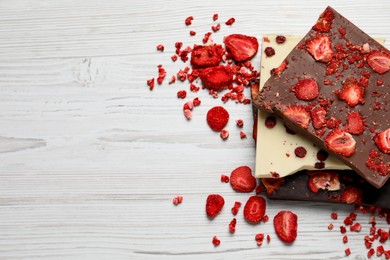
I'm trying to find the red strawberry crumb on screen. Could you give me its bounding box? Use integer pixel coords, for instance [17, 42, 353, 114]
[345, 248, 351, 256]
[169, 75, 176, 84]
[343, 235, 348, 243]
[231, 201, 242, 215]
[177, 69, 187, 81]
[172, 195, 183, 205]
[350, 223, 362, 232]
[337, 77, 365, 107]
[340, 226, 347, 234]
[213, 14, 218, 21]
[262, 214, 269, 223]
[276, 35, 286, 44]
[211, 24, 220, 32]
[189, 30, 196, 36]
[190, 84, 200, 92]
[283, 105, 310, 129]
[212, 235, 220, 246]
[306, 34, 334, 62]
[183, 109, 192, 120]
[368, 248, 375, 258]
[229, 218, 237, 233]
[199, 65, 233, 91]
[225, 17, 235, 25]
[236, 119, 244, 127]
[264, 47, 275, 57]
[346, 112, 364, 135]
[255, 185, 264, 194]
[147, 78, 155, 90]
[328, 223, 334, 230]
[171, 55, 178, 62]
[294, 146, 307, 158]
[206, 194, 225, 219]
[255, 233, 264, 246]
[240, 131, 247, 139]
[325, 129, 356, 157]
[230, 166, 256, 193]
[265, 116, 277, 128]
[377, 79, 384, 86]
[326, 117, 341, 129]
[331, 212, 338, 220]
[157, 66, 166, 84]
[192, 97, 201, 107]
[267, 234, 271, 242]
[185, 16, 193, 26]
[244, 196, 266, 223]
[314, 162, 325, 169]
[271, 60, 288, 75]
[203, 32, 212, 44]
[367, 50, 390, 74]
[221, 174, 229, 183]
[291, 78, 319, 101]
[156, 44, 164, 51]
[177, 90, 187, 99]
[261, 178, 285, 195]
[273, 210, 298, 243]
[224, 34, 259, 62]
[220, 129, 229, 140]
[206, 106, 230, 131]
[341, 187, 362, 204]
[377, 245, 385, 256]
[312, 7, 334, 32]
[374, 128, 390, 154]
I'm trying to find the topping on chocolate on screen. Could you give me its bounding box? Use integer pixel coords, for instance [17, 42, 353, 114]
[346, 111, 364, 135]
[308, 171, 340, 193]
[367, 50, 390, 74]
[312, 7, 334, 32]
[291, 78, 319, 101]
[336, 77, 365, 107]
[374, 128, 390, 154]
[325, 129, 356, 157]
[306, 34, 334, 62]
[283, 105, 310, 129]
[310, 106, 327, 129]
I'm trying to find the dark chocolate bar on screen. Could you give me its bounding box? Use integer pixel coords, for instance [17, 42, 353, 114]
[254, 7, 390, 188]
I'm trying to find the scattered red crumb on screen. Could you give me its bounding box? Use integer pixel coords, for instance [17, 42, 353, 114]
[294, 146, 307, 158]
[177, 90, 187, 99]
[266, 235, 271, 243]
[225, 17, 235, 25]
[169, 75, 176, 84]
[172, 195, 183, 205]
[156, 44, 164, 51]
[203, 32, 212, 44]
[317, 149, 329, 161]
[229, 218, 237, 233]
[190, 30, 196, 36]
[236, 119, 244, 127]
[328, 223, 334, 230]
[368, 248, 375, 258]
[331, 212, 338, 220]
[340, 226, 347, 234]
[171, 55, 178, 62]
[193, 97, 201, 106]
[220, 129, 229, 140]
[147, 78, 155, 90]
[240, 131, 247, 139]
[255, 233, 265, 246]
[264, 47, 275, 57]
[265, 116, 277, 128]
[231, 201, 242, 215]
[255, 185, 264, 194]
[221, 174, 230, 183]
[262, 215, 269, 223]
[343, 235, 348, 243]
[345, 248, 351, 256]
[263, 36, 270, 43]
[212, 24, 221, 32]
[185, 16, 194, 26]
[213, 14, 218, 21]
[350, 223, 362, 232]
[276, 35, 286, 44]
[212, 236, 220, 246]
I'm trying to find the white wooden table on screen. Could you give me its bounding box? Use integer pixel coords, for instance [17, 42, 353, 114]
[0, 1, 389, 259]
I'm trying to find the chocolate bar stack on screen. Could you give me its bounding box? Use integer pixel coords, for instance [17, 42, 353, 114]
[252, 7, 390, 208]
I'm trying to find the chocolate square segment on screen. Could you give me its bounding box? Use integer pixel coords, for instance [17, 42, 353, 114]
[254, 6, 390, 188]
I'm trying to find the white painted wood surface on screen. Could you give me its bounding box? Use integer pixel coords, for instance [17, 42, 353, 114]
[0, 0, 389, 259]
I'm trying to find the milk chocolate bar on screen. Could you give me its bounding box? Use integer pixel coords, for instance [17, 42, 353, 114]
[254, 7, 390, 188]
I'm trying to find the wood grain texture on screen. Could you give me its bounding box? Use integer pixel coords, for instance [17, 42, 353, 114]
[0, 0, 389, 259]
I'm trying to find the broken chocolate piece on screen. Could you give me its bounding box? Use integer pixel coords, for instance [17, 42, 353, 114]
[254, 7, 390, 188]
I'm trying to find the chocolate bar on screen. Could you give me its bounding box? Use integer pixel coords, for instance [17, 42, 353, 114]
[254, 7, 390, 188]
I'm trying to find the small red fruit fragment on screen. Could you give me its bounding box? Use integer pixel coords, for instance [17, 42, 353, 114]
[220, 129, 229, 140]
[340, 226, 347, 234]
[177, 90, 187, 99]
[185, 16, 193, 26]
[255, 233, 264, 246]
[312, 7, 334, 32]
[213, 14, 218, 21]
[156, 44, 164, 51]
[212, 235, 220, 246]
[276, 35, 286, 44]
[341, 187, 362, 204]
[265, 116, 277, 128]
[189, 30, 196, 36]
[273, 210, 298, 243]
[328, 223, 334, 230]
[264, 47, 275, 57]
[224, 34, 259, 62]
[337, 77, 365, 107]
[367, 50, 390, 74]
[306, 34, 334, 62]
[346, 111, 364, 135]
[172, 195, 183, 205]
[206, 106, 229, 131]
[225, 17, 235, 25]
[199, 65, 233, 91]
[243, 196, 266, 223]
[211, 23, 220, 32]
[343, 235, 348, 243]
[291, 78, 319, 101]
[350, 223, 362, 232]
[310, 106, 327, 129]
[294, 146, 307, 158]
[261, 178, 285, 195]
[308, 171, 340, 193]
[147, 78, 155, 90]
[221, 174, 229, 183]
[368, 248, 375, 258]
[231, 201, 242, 215]
[229, 218, 237, 233]
[374, 128, 390, 154]
[190, 44, 224, 68]
[239, 131, 247, 139]
[206, 194, 225, 219]
[325, 129, 356, 157]
[283, 105, 310, 129]
[230, 166, 256, 192]
[345, 248, 351, 256]
[331, 212, 338, 220]
[236, 119, 244, 127]
[271, 60, 288, 75]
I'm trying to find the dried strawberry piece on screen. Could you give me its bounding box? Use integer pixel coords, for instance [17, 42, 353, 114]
[225, 17, 235, 25]
[199, 65, 233, 91]
[255, 233, 264, 246]
[264, 47, 275, 57]
[213, 13, 218, 21]
[341, 187, 362, 204]
[368, 248, 375, 258]
[229, 218, 237, 233]
[230, 166, 256, 192]
[337, 77, 365, 107]
[189, 30, 196, 36]
[147, 78, 155, 90]
[326, 117, 341, 129]
[374, 128, 390, 154]
[283, 105, 310, 129]
[291, 78, 319, 101]
[261, 178, 285, 195]
[220, 129, 229, 140]
[206, 194, 225, 219]
[273, 210, 298, 243]
[231, 201, 242, 215]
[221, 174, 229, 183]
[312, 7, 334, 32]
[177, 90, 187, 99]
[271, 60, 288, 76]
[310, 106, 327, 129]
[265, 116, 277, 129]
[346, 111, 364, 135]
[236, 119, 244, 127]
[211, 23, 220, 32]
[345, 248, 351, 256]
[308, 171, 340, 193]
[156, 44, 164, 52]
[239, 131, 247, 139]
[350, 223, 362, 232]
[224, 34, 259, 62]
[203, 32, 212, 44]
[212, 235, 220, 246]
[331, 212, 338, 220]
[306, 34, 334, 62]
[294, 146, 307, 158]
[325, 129, 356, 157]
[276, 35, 286, 44]
[206, 106, 229, 131]
[367, 50, 390, 74]
[190, 44, 224, 68]
[243, 196, 266, 223]
[172, 195, 183, 205]
[342, 235, 348, 243]
[185, 16, 193, 26]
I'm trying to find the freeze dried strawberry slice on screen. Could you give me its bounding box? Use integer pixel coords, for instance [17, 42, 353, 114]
[306, 34, 334, 62]
[273, 210, 298, 243]
[307, 171, 340, 193]
[310, 106, 327, 129]
[243, 196, 266, 223]
[341, 187, 362, 204]
[337, 77, 365, 107]
[190, 44, 224, 68]
[206, 106, 229, 131]
[206, 194, 225, 219]
[199, 65, 233, 91]
[261, 178, 285, 195]
[346, 111, 364, 135]
[312, 7, 334, 32]
[374, 128, 390, 154]
[283, 105, 310, 129]
[291, 78, 319, 101]
[224, 34, 259, 62]
[230, 166, 256, 192]
[325, 129, 356, 157]
[367, 50, 390, 74]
